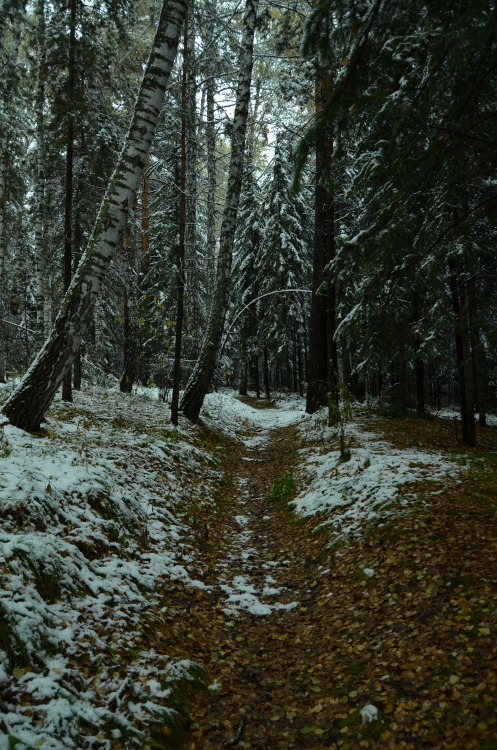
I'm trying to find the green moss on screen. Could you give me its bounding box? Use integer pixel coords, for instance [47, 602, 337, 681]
[268, 472, 295, 503]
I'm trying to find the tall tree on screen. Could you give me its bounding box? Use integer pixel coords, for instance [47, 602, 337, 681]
[180, 0, 259, 421]
[2, 0, 187, 430]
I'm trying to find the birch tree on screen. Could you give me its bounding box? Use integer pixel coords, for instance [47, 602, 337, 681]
[2, 0, 187, 430]
[180, 0, 259, 421]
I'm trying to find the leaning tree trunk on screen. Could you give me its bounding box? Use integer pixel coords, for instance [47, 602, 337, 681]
[180, 0, 258, 422]
[2, 0, 187, 431]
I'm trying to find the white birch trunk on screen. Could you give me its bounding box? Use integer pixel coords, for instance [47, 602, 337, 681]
[180, 0, 258, 421]
[3, 0, 187, 430]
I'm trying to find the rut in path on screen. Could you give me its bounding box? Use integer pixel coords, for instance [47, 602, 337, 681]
[180, 411, 342, 749]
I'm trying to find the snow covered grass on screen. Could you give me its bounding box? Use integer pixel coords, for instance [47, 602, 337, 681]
[200, 389, 305, 442]
[0, 384, 218, 750]
[293, 408, 463, 541]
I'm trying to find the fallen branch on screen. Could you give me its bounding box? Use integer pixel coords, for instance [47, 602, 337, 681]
[226, 714, 247, 747]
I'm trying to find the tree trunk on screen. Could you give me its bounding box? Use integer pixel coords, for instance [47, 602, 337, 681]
[0, 127, 7, 383]
[180, 0, 258, 422]
[306, 69, 337, 414]
[119, 226, 140, 393]
[170, 10, 189, 426]
[34, 0, 47, 351]
[141, 163, 150, 276]
[449, 260, 476, 446]
[204, 0, 218, 311]
[184, 0, 200, 353]
[263, 346, 270, 399]
[239, 360, 248, 396]
[62, 0, 77, 403]
[253, 355, 260, 398]
[119, 292, 139, 393]
[466, 275, 486, 426]
[412, 294, 425, 417]
[2, 0, 187, 430]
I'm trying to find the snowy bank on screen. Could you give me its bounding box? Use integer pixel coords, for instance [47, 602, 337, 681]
[293, 411, 462, 540]
[0, 386, 215, 749]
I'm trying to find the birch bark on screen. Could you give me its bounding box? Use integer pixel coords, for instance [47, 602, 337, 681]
[3, 0, 187, 430]
[180, 0, 258, 421]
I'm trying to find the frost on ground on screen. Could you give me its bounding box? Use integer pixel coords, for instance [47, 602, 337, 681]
[293, 410, 462, 540]
[0, 384, 216, 750]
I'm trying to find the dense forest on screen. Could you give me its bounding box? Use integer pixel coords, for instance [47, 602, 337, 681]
[1, 0, 495, 440]
[2, 2, 497, 747]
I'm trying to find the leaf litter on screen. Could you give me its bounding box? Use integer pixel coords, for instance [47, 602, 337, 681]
[1, 385, 496, 748]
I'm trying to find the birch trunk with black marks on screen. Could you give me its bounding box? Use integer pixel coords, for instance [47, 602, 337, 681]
[2, 0, 187, 430]
[180, 0, 258, 422]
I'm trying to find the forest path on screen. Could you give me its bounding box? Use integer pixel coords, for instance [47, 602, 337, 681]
[158, 398, 497, 750]
[182, 406, 339, 749]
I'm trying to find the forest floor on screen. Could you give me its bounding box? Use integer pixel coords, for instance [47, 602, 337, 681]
[1, 388, 497, 749]
[160, 398, 497, 750]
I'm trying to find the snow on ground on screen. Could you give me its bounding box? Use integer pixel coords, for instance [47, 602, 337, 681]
[0, 385, 470, 747]
[201, 390, 305, 443]
[0, 384, 218, 749]
[215, 476, 299, 617]
[293, 411, 463, 540]
[428, 407, 497, 426]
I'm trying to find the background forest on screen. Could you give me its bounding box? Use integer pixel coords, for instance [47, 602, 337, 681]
[1, 0, 496, 442]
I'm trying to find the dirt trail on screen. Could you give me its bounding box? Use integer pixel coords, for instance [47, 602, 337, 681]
[157, 402, 497, 750]
[184, 416, 336, 749]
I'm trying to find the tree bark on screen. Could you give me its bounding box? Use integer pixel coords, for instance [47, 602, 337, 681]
[184, 0, 200, 351]
[263, 346, 271, 399]
[170, 9, 189, 426]
[306, 69, 337, 415]
[34, 0, 47, 351]
[62, 0, 77, 403]
[0, 128, 7, 383]
[2, 0, 187, 430]
[180, 0, 258, 421]
[119, 226, 140, 393]
[449, 259, 476, 445]
[239, 360, 248, 396]
[466, 275, 486, 426]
